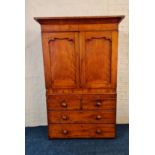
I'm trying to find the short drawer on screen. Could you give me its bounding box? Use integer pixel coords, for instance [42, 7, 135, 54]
[48, 124, 115, 138]
[47, 95, 81, 110]
[82, 99, 116, 110]
[48, 110, 115, 124]
[81, 95, 116, 110]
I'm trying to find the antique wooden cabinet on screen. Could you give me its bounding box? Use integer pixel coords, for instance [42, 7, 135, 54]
[34, 16, 124, 138]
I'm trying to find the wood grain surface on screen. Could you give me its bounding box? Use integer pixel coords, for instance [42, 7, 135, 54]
[48, 110, 115, 123]
[35, 16, 124, 138]
[48, 124, 115, 138]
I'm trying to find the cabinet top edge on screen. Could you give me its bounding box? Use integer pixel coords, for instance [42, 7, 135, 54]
[34, 15, 125, 25]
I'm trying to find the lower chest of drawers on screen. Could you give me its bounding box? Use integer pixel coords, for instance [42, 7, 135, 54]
[47, 94, 116, 138]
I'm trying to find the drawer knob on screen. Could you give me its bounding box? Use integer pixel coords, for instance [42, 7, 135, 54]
[96, 115, 102, 120]
[96, 129, 102, 134]
[62, 130, 68, 135]
[96, 101, 102, 106]
[62, 115, 68, 120]
[61, 102, 67, 107]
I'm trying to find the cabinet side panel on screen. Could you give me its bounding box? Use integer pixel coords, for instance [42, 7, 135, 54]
[41, 33, 52, 89]
[111, 31, 118, 88]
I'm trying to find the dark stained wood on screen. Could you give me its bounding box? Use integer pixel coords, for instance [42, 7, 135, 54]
[34, 16, 124, 25]
[46, 89, 117, 94]
[48, 124, 115, 138]
[35, 16, 124, 139]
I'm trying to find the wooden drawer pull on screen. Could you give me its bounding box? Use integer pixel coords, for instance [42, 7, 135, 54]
[61, 101, 67, 107]
[96, 115, 102, 120]
[62, 115, 68, 120]
[62, 130, 68, 135]
[96, 101, 102, 106]
[96, 129, 102, 134]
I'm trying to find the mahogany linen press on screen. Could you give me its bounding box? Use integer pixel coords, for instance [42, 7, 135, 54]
[34, 16, 124, 138]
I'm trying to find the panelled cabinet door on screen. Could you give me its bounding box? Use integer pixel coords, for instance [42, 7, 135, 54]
[42, 32, 79, 89]
[80, 31, 118, 88]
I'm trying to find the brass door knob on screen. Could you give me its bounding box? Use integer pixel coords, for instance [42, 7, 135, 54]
[62, 115, 68, 120]
[96, 101, 102, 106]
[96, 115, 102, 120]
[96, 129, 102, 134]
[62, 130, 68, 135]
[61, 101, 67, 107]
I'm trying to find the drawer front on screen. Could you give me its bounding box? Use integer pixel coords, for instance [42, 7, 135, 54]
[81, 95, 116, 110]
[82, 99, 116, 110]
[48, 110, 115, 123]
[48, 124, 115, 138]
[47, 95, 81, 110]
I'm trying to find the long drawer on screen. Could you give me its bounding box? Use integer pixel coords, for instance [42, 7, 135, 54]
[48, 124, 115, 138]
[48, 110, 115, 123]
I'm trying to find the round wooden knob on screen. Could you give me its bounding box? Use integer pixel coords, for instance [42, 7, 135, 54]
[96, 101, 102, 106]
[62, 115, 68, 120]
[96, 129, 102, 134]
[96, 115, 102, 120]
[61, 102, 67, 107]
[62, 130, 68, 135]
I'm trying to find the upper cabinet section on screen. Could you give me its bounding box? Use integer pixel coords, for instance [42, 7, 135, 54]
[35, 16, 124, 91]
[34, 16, 125, 32]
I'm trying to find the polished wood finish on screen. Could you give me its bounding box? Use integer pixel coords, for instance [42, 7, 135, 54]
[48, 110, 115, 123]
[35, 16, 124, 138]
[47, 95, 81, 110]
[80, 31, 113, 88]
[34, 16, 124, 25]
[48, 124, 115, 138]
[82, 98, 116, 110]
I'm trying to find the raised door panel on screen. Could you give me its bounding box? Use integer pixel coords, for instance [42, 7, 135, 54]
[42, 32, 79, 89]
[80, 31, 118, 88]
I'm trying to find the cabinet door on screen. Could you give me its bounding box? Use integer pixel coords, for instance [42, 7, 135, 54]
[42, 32, 79, 89]
[80, 31, 118, 88]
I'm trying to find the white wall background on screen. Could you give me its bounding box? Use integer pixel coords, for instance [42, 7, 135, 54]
[25, 0, 129, 126]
